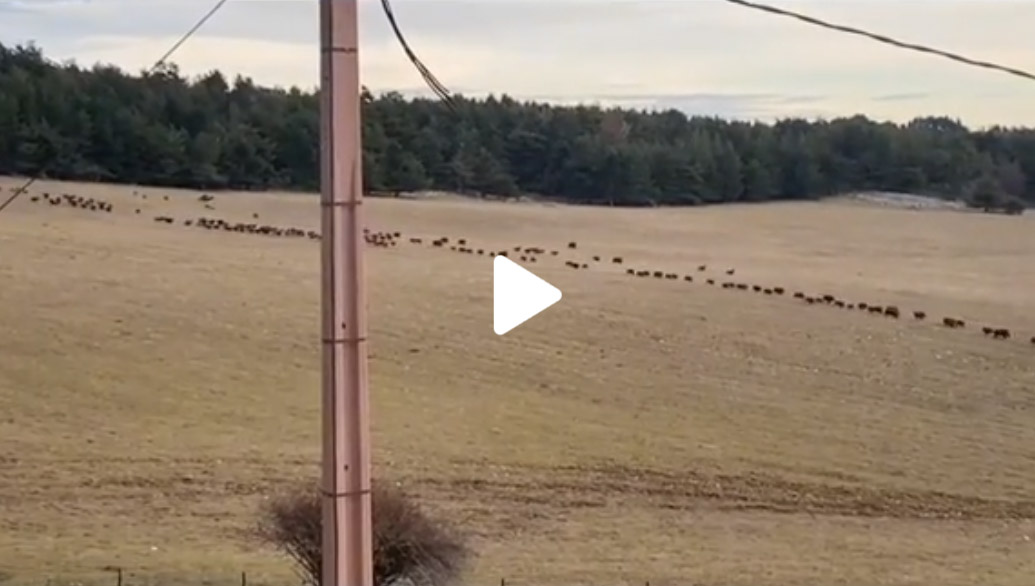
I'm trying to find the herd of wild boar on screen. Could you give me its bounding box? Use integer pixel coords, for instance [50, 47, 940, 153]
[16, 184, 1034, 346]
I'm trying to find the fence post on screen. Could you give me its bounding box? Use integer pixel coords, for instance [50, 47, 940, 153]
[116, 567, 123, 586]
[241, 571, 247, 586]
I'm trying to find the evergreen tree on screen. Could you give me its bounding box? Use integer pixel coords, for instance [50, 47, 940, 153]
[0, 41, 1032, 208]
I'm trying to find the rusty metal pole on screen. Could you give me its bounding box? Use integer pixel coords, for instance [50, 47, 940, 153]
[319, 1, 373, 586]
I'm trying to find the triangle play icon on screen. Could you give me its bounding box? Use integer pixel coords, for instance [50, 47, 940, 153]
[493, 256, 563, 335]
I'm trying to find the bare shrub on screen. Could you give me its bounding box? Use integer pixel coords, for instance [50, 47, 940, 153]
[259, 480, 469, 586]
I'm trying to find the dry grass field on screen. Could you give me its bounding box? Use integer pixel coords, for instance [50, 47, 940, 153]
[1, 176, 1034, 586]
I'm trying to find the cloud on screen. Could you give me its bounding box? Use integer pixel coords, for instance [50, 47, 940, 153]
[0, 0, 88, 12]
[873, 92, 930, 102]
[2, 0, 1033, 127]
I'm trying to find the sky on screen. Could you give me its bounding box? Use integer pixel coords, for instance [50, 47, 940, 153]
[1, 0, 1033, 128]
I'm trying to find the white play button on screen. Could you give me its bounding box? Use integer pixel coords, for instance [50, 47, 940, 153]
[493, 256, 562, 335]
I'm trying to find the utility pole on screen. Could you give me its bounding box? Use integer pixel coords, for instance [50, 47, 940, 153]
[319, 1, 374, 586]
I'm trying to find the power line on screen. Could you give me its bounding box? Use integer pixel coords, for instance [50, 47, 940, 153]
[152, 0, 231, 73]
[379, 0, 458, 111]
[0, 0, 231, 217]
[721, 0, 1035, 83]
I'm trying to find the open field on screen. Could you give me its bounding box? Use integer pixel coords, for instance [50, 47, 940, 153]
[2, 176, 1035, 586]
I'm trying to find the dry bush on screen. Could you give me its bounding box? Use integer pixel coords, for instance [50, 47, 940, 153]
[259, 480, 469, 586]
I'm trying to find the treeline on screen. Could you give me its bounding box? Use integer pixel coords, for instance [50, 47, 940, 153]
[1, 42, 1033, 209]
